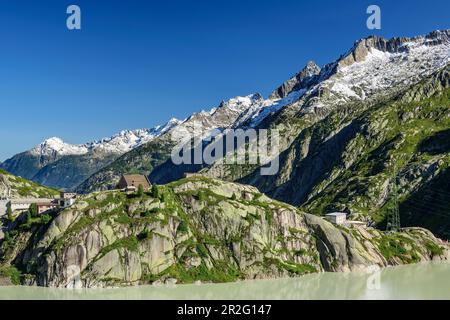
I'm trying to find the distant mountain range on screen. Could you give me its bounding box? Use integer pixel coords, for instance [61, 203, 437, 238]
[0, 119, 181, 190]
[1, 30, 450, 240]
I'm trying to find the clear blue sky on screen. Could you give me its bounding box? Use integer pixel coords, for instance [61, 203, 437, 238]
[0, 0, 449, 161]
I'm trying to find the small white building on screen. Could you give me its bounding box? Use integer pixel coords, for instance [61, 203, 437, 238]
[58, 192, 77, 209]
[59, 198, 76, 208]
[325, 212, 347, 225]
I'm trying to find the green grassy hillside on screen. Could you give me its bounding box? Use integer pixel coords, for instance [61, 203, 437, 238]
[0, 168, 59, 198]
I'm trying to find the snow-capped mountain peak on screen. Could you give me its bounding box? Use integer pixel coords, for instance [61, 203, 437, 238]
[218, 93, 264, 112]
[270, 61, 321, 100]
[30, 137, 89, 157]
[226, 30, 450, 127]
[294, 29, 450, 113]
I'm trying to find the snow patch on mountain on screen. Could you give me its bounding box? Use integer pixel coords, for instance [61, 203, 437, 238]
[235, 89, 308, 128]
[222, 94, 264, 112]
[167, 93, 265, 142]
[337, 43, 449, 98]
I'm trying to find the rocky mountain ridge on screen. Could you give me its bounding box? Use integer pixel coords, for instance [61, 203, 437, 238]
[203, 63, 450, 240]
[78, 30, 449, 194]
[269, 61, 321, 100]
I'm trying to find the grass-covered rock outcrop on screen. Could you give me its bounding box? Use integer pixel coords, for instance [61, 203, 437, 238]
[0, 176, 447, 288]
[0, 169, 59, 199]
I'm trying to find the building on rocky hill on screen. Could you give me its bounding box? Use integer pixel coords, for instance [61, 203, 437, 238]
[60, 192, 77, 199]
[5, 198, 56, 215]
[9, 199, 41, 213]
[59, 191, 77, 209]
[0, 192, 76, 217]
[325, 212, 347, 225]
[36, 201, 59, 215]
[117, 174, 151, 191]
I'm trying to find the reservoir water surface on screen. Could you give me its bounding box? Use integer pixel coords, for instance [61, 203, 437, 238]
[1, 262, 449, 300]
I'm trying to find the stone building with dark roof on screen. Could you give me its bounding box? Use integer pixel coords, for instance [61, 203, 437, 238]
[117, 174, 151, 191]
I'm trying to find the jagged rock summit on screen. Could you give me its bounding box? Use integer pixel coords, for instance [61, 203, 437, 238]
[270, 61, 321, 100]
